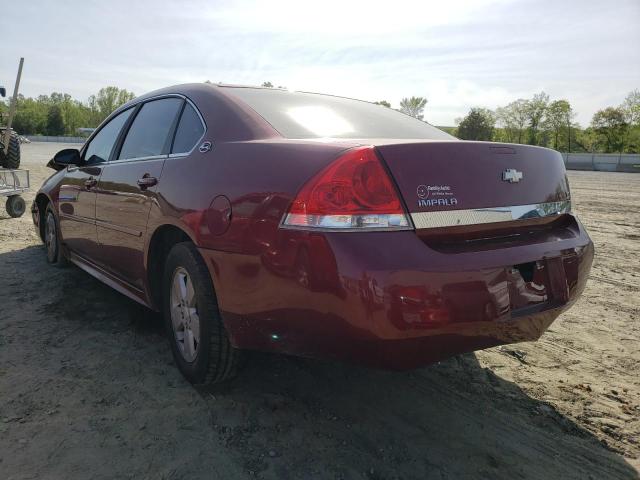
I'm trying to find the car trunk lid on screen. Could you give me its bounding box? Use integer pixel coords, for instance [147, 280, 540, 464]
[375, 141, 570, 219]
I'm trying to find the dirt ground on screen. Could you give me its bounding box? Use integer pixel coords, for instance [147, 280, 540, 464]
[1, 142, 638, 480]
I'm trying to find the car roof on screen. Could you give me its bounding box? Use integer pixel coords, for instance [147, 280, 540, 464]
[126, 82, 379, 108]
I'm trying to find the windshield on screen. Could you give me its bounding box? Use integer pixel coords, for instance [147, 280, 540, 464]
[225, 87, 456, 140]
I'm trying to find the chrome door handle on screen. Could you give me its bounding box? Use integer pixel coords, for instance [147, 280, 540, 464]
[84, 177, 97, 188]
[137, 175, 158, 189]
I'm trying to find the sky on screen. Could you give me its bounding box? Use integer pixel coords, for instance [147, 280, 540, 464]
[2, 0, 639, 126]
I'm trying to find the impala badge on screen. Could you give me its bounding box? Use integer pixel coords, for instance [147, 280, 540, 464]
[502, 168, 523, 183]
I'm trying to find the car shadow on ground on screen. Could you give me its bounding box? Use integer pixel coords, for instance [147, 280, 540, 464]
[1, 244, 637, 480]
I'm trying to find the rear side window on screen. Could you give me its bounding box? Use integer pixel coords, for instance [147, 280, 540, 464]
[84, 108, 133, 163]
[172, 103, 205, 154]
[119, 98, 183, 160]
[225, 88, 455, 140]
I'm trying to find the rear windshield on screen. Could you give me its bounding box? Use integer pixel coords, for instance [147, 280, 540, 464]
[224, 87, 455, 140]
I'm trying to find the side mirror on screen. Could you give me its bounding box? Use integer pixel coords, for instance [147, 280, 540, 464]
[47, 148, 81, 171]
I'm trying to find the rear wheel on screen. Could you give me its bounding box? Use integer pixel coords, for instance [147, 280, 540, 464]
[5, 195, 25, 218]
[0, 132, 21, 169]
[163, 242, 242, 384]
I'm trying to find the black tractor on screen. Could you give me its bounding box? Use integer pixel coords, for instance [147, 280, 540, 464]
[0, 86, 21, 169]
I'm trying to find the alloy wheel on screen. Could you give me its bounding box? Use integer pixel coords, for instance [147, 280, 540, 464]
[45, 213, 57, 262]
[170, 267, 201, 362]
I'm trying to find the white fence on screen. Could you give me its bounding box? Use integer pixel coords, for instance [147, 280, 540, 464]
[561, 153, 640, 173]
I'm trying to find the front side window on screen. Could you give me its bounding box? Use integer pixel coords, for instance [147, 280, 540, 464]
[172, 103, 205, 154]
[119, 98, 183, 160]
[84, 108, 133, 164]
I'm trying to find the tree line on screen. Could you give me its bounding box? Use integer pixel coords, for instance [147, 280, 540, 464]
[372, 90, 639, 153]
[0, 86, 135, 136]
[3, 83, 638, 153]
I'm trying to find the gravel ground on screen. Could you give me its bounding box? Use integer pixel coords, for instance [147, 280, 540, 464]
[1, 143, 639, 480]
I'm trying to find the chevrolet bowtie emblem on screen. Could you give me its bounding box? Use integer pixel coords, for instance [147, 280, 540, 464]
[502, 168, 523, 183]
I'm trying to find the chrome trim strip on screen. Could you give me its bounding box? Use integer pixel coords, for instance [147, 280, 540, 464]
[95, 219, 142, 237]
[280, 224, 413, 233]
[60, 212, 142, 236]
[108, 154, 167, 165]
[59, 212, 95, 225]
[81, 94, 207, 163]
[410, 200, 571, 229]
[170, 97, 208, 157]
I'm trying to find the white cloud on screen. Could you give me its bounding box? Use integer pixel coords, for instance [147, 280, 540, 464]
[200, 0, 509, 36]
[1, 0, 638, 126]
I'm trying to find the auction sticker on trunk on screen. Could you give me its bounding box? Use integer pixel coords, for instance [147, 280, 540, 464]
[417, 185, 458, 207]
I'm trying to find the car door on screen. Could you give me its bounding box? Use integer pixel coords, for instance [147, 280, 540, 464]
[94, 97, 184, 288]
[58, 108, 133, 261]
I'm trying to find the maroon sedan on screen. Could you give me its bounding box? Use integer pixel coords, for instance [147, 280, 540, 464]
[33, 83, 593, 384]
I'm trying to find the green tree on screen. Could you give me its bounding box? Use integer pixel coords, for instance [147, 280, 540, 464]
[495, 99, 528, 143]
[455, 107, 495, 141]
[48, 92, 90, 135]
[572, 127, 598, 153]
[622, 91, 640, 153]
[622, 89, 640, 126]
[625, 126, 640, 153]
[525, 91, 549, 145]
[544, 100, 574, 151]
[9, 86, 135, 136]
[374, 100, 391, 108]
[399, 96, 427, 120]
[12, 95, 47, 134]
[88, 86, 136, 123]
[46, 105, 65, 135]
[591, 107, 629, 153]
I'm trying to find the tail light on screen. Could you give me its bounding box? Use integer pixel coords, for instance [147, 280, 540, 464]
[282, 146, 412, 230]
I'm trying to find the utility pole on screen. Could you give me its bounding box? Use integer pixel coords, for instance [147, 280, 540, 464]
[3, 57, 24, 155]
[567, 108, 571, 154]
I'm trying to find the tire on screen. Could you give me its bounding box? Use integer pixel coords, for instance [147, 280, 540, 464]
[0, 131, 21, 169]
[44, 204, 68, 266]
[163, 242, 242, 384]
[5, 195, 25, 218]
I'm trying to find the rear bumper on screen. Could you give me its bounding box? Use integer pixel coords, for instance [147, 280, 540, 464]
[199, 215, 593, 369]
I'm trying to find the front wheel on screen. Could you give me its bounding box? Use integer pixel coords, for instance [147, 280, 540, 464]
[163, 242, 242, 384]
[44, 205, 67, 266]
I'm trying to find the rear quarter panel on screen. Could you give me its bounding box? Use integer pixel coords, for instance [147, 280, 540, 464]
[147, 139, 353, 305]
